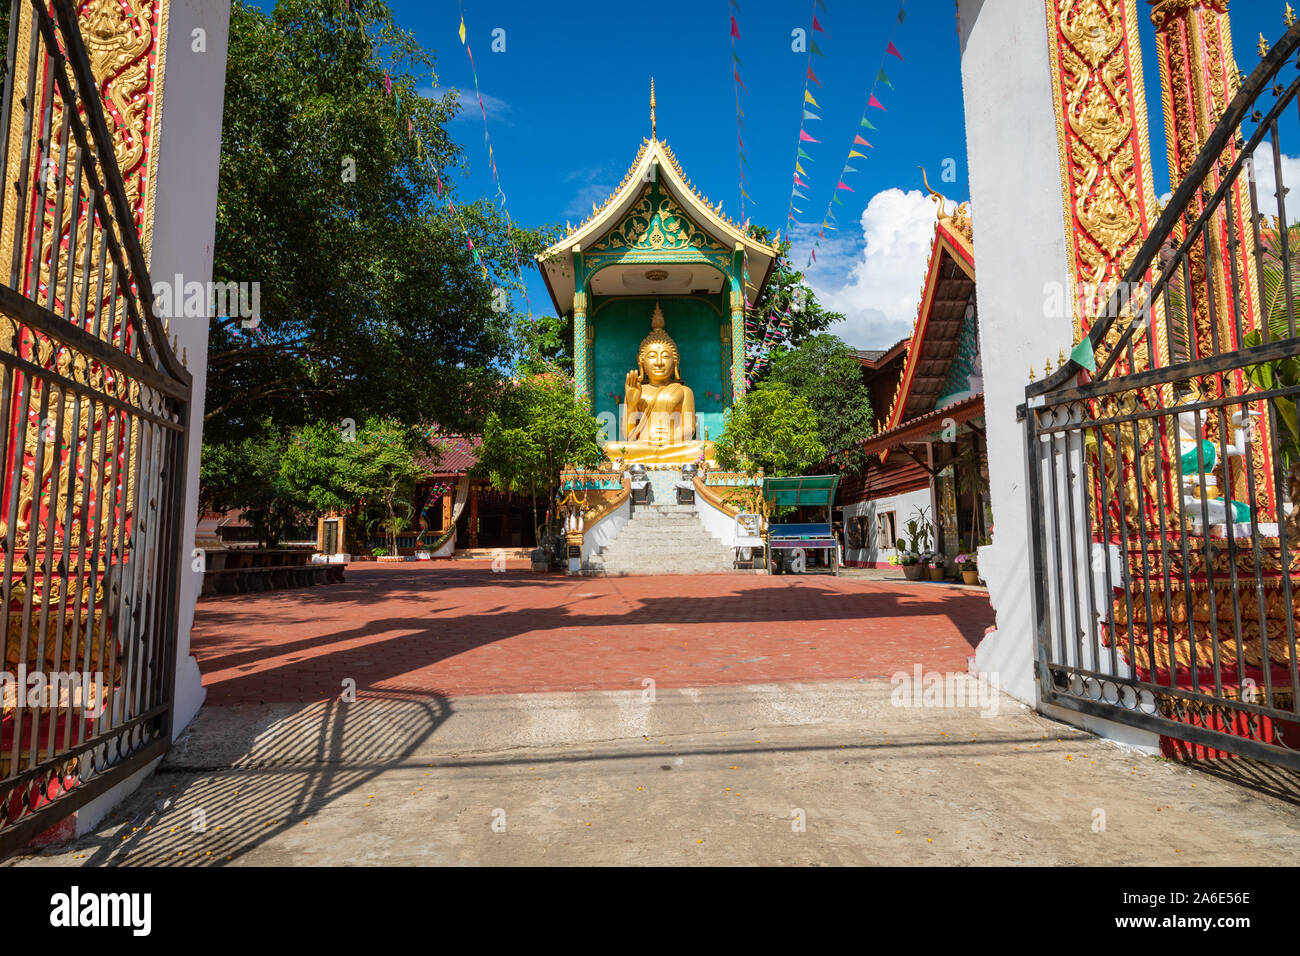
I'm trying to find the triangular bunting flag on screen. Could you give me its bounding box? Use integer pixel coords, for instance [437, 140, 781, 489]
[1069, 337, 1098, 372]
[853, 134, 871, 146]
[796, 162, 806, 174]
[812, 16, 825, 33]
[731, 15, 739, 38]
[848, 150, 868, 160]
[797, 147, 813, 160]
[807, 66, 821, 86]
[842, 164, 858, 174]
[832, 194, 843, 205]
[794, 175, 808, 187]
[803, 110, 820, 121]
[811, 40, 823, 56]
[735, 70, 747, 92]
[868, 94, 886, 110]
[799, 130, 820, 143]
[458, 18, 466, 44]
[887, 40, 903, 59]
[804, 90, 820, 108]
[877, 69, 893, 89]
[861, 117, 876, 129]
[836, 181, 854, 191]
[792, 188, 807, 199]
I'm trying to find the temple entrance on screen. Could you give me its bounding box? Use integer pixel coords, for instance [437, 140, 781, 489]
[455, 483, 538, 550]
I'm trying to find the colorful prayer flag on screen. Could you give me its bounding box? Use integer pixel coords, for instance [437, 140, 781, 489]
[868, 94, 886, 110]
[799, 130, 820, 143]
[887, 40, 903, 59]
[804, 90, 819, 108]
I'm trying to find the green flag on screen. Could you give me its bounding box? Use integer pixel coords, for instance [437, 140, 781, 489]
[1069, 338, 1098, 372]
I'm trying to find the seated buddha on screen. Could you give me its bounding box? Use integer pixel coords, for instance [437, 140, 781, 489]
[605, 303, 715, 465]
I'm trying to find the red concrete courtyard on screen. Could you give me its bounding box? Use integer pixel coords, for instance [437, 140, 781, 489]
[190, 563, 996, 704]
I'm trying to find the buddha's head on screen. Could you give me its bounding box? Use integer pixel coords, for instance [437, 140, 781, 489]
[637, 302, 681, 385]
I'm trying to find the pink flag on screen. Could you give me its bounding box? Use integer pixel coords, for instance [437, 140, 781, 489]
[735, 70, 747, 92]
[794, 175, 808, 187]
[887, 41, 903, 60]
[799, 129, 820, 143]
[869, 94, 886, 110]
[807, 66, 821, 86]
[853, 134, 871, 147]
[731, 15, 739, 38]
[812, 16, 825, 32]
[837, 181, 854, 191]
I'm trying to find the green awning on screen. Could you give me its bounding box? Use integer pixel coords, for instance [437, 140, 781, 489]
[760, 475, 839, 508]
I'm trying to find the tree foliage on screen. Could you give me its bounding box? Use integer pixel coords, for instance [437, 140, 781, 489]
[280, 417, 432, 553]
[744, 228, 845, 365]
[208, 0, 558, 446]
[198, 422, 312, 547]
[476, 374, 604, 536]
[714, 383, 826, 477]
[764, 334, 874, 473]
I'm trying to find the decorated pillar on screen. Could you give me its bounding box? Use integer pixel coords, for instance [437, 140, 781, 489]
[1150, 0, 1273, 515]
[1044, 0, 1165, 371]
[729, 244, 746, 400]
[572, 246, 590, 404]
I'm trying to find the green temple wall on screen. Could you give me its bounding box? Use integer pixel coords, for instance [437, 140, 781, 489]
[589, 295, 731, 444]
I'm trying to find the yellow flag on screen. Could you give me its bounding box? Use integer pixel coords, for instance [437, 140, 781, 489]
[458, 17, 466, 44]
[848, 150, 867, 159]
[803, 90, 819, 108]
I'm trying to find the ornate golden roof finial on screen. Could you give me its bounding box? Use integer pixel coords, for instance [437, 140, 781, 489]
[650, 77, 657, 139]
[1045, 355, 1054, 375]
[1029, 365, 1036, 382]
[1259, 32, 1270, 57]
[1287, 3, 1297, 27]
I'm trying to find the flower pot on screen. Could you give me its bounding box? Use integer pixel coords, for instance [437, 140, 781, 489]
[903, 564, 924, 581]
[962, 569, 980, 585]
[927, 566, 945, 581]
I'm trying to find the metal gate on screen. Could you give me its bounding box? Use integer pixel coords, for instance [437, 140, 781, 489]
[1024, 22, 1300, 768]
[0, 0, 189, 851]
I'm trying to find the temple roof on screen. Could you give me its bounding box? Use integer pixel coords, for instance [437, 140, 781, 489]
[537, 135, 779, 315]
[876, 195, 978, 464]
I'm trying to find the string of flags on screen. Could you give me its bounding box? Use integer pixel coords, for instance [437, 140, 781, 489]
[455, 0, 533, 319]
[785, 0, 828, 235]
[805, 1, 906, 270]
[344, 0, 532, 318]
[730, 0, 749, 226]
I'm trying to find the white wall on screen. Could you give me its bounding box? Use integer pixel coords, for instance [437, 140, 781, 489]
[955, 0, 1159, 753]
[957, 0, 1073, 704]
[151, 0, 231, 740]
[842, 487, 931, 566]
[580, 497, 630, 567]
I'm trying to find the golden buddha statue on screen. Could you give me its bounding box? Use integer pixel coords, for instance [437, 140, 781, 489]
[606, 303, 715, 465]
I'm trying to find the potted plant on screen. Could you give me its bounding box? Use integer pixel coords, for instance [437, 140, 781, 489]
[925, 552, 946, 581]
[955, 552, 980, 585]
[894, 541, 924, 580]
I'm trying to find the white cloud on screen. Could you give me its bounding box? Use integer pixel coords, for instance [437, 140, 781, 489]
[425, 86, 511, 124]
[1246, 143, 1300, 225]
[806, 187, 941, 350]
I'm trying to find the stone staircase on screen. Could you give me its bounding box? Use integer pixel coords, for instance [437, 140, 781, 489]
[584, 472, 738, 576]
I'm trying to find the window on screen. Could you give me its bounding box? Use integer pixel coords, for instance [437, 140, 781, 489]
[877, 511, 897, 549]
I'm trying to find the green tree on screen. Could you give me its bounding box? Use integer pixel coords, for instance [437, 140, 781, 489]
[207, 0, 558, 446]
[199, 422, 312, 547]
[744, 228, 845, 368]
[280, 417, 432, 554]
[714, 383, 826, 477]
[512, 313, 573, 377]
[476, 374, 604, 540]
[764, 334, 874, 473]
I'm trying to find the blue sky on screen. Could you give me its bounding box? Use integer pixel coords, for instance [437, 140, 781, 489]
[281, 1, 1293, 348]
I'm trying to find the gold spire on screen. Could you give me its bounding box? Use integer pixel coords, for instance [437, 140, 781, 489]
[1287, 3, 1297, 27]
[650, 77, 657, 139]
[1259, 32, 1270, 57]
